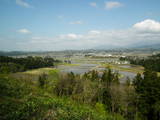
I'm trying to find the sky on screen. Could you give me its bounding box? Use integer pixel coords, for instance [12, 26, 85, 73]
[0, 0, 160, 51]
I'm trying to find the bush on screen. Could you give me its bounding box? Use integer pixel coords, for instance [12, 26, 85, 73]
[0, 96, 125, 120]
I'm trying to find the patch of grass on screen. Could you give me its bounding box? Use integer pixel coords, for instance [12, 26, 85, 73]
[101, 63, 144, 74]
[9, 68, 60, 86]
[23, 68, 56, 75]
[46, 69, 60, 92]
[158, 72, 160, 77]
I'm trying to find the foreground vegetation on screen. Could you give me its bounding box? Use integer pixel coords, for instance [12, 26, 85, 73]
[0, 70, 125, 120]
[1, 55, 160, 120]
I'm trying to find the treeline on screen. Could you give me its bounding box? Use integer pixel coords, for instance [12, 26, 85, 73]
[120, 53, 160, 72]
[0, 51, 29, 56]
[54, 69, 160, 120]
[0, 56, 60, 73]
[52, 70, 134, 119]
[34, 68, 160, 120]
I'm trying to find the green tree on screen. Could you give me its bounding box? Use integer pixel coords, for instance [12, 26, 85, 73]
[38, 73, 48, 88]
[133, 70, 160, 120]
[91, 70, 99, 81]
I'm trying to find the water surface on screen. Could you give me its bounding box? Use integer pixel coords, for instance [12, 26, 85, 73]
[58, 63, 137, 82]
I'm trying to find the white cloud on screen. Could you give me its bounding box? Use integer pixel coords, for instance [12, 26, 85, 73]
[89, 2, 97, 7]
[133, 19, 160, 32]
[66, 34, 78, 39]
[17, 29, 31, 34]
[16, 0, 32, 8]
[32, 37, 41, 40]
[17, 19, 160, 50]
[59, 33, 82, 40]
[89, 30, 101, 35]
[69, 20, 83, 25]
[105, 1, 123, 9]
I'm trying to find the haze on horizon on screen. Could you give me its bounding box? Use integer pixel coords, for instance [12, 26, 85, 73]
[0, 0, 160, 51]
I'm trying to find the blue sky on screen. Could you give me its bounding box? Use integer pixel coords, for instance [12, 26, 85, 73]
[0, 0, 160, 51]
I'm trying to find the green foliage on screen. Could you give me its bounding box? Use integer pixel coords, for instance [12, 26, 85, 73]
[133, 69, 160, 120]
[0, 76, 30, 98]
[123, 54, 160, 72]
[0, 96, 125, 120]
[91, 70, 99, 81]
[38, 73, 48, 88]
[95, 102, 106, 115]
[125, 77, 131, 86]
[0, 74, 125, 120]
[54, 72, 83, 97]
[0, 63, 24, 74]
[5, 56, 160, 120]
[54, 68, 122, 114]
[99, 69, 121, 111]
[0, 56, 61, 73]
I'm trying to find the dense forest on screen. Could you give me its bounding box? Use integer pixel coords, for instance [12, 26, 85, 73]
[0, 56, 160, 120]
[120, 54, 160, 72]
[0, 56, 60, 73]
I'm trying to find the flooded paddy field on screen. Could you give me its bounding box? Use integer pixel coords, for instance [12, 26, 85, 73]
[58, 63, 98, 74]
[57, 56, 142, 83]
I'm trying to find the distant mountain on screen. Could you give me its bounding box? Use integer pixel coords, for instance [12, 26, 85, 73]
[0, 51, 28, 56]
[93, 45, 123, 50]
[129, 43, 160, 49]
[94, 43, 160, 50]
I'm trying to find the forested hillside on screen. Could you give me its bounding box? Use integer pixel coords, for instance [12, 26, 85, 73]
[0, 56, 60, 73]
